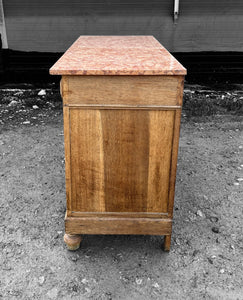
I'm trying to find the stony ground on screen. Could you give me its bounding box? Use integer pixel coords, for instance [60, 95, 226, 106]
[0, 84, 243, 299]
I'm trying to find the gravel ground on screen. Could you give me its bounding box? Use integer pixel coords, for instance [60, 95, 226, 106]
[0, 84, 243, 299]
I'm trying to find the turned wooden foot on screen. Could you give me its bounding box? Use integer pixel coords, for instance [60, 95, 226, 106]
[163, 235, 171, 252]
[64, 234, 82, 251]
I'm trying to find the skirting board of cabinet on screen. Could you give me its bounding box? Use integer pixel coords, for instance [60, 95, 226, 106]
[65, 213, 172, 235]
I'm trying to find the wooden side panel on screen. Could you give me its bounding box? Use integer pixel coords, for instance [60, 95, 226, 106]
[68, 108, 175, 214]
[101, 110, 149, 212]
[69, 109, 105, 212]
[147, 110, 175, 212]
[63, 76, 182, 107]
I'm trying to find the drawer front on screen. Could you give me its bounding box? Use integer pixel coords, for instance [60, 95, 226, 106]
[61, 75, 184, 107]
[66, 108, 176, 214]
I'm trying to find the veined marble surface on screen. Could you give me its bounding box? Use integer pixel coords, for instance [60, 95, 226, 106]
[50, 36, 187, 76]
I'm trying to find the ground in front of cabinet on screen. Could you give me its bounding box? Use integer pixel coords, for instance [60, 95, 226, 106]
[0, 84, 243, 299]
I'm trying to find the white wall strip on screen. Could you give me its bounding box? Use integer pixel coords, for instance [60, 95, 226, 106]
[174, 0, 180, 21]
[0, 0, 8, 48]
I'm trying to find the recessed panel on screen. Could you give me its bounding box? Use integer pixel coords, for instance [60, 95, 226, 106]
[69, 109, 174, 213]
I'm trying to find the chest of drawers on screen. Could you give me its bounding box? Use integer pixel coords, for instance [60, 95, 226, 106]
[50, 36, 186, 251]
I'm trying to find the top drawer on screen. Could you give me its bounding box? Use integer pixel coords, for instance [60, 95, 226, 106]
[61, 75, 184, 107]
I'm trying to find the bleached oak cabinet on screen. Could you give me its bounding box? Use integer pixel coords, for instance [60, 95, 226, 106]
[50, 36, 186, 251]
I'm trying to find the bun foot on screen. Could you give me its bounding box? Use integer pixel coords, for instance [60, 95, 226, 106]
[163, 235, 171, 252]
[64, 234, 82, 251]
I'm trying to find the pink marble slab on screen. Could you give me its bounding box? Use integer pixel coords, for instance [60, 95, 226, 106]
[50, 36, 187, 76]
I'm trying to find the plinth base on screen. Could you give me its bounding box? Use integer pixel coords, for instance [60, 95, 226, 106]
[64, 213, 172, 251]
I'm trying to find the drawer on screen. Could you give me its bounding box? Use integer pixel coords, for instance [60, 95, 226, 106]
[61, 75, 184, 107]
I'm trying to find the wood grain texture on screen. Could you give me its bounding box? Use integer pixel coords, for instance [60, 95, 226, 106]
[65, 215, 172, 235]
[147, 110, 175, 212]
[176, 76, 185, 106]
[63, 106, 72, 216]
[60, 69, 185, 249]
[70, 212, 168, 218]
[167, 79, 184, 218]
[62, 75, 183, 107]
[64, 104, 181, 110]
[60, 76, 69, 100]
[101, 110, 149, 212]
[69, 109, 105, 212]
[67, 108, 175, 214]
[167, 109, 182, 218]
[164, 234, 171, 251]
[63, 233, 82, 251]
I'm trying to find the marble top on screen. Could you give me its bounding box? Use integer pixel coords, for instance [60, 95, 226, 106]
[50, 36, 186, 76]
